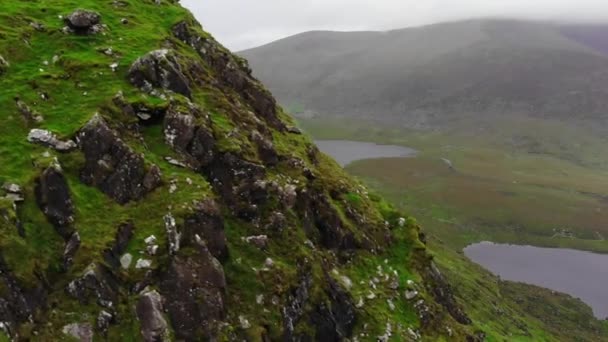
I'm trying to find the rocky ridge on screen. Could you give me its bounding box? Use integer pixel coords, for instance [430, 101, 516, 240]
[0, 1, 476, 341]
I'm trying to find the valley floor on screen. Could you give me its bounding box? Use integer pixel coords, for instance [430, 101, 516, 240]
[301, 117, 608, 341]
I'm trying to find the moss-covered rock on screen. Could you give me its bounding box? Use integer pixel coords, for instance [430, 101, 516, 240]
[0, 1, 475, 340]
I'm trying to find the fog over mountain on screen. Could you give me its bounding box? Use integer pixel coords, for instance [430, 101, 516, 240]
[240, 19, 608, 130]
[183, 0, 608, 50]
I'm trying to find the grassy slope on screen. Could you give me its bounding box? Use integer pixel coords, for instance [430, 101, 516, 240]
[0, 1, 477, 341]
[300, 118, 608, 340]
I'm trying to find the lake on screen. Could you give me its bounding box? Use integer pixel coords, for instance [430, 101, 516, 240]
[315, 140, 417, 167]
[464, 242, 608, 319]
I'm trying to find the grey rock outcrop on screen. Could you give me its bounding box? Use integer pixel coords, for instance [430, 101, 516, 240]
[35, 165, 75, 240]
[62, 323, 93, 342]
[128, 49, 191, 98]
[160, 242, 226, 340]
[78, 115, 162, 204]
[136, 290, 169, 342]
[27, 129, 77, 152]
[65, 9, 102, 34]
[63, 232, 81, 270]
[66, 263, 119, 309]
[172, 21, 286, 131]
[182, 199, 228, 261]
[103, 223, 135, 269]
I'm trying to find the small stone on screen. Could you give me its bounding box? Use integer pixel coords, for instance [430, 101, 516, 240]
[2, 183, 21, 194]
[340, 275, 353, 290]
[120, 18, 128, 24]
[144, 235, 157, 245]
[243, 235, 269, 250]
[146, 245, 159, 256]
[97, 310, 113, 335]
[239, 315, 251, 329]
[135, 258, 152, 269]
[110, 62, 118, 72]
[264, 258, 274, 268]
[398, 217, 406, 227]
[405, 290, 418, 300]
[120, 253, 133, 269]
[164, 157, 188, 168]
[367, 292, 376, 300]
[169, 183, 177, 194]
[62, 323, 93, 342]
[387, 299, 395, 311]
[356, 297, 364, 308]
[256, 294, 264, 305]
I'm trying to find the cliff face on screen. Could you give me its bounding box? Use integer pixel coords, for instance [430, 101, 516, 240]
[0, 1, 475, 340]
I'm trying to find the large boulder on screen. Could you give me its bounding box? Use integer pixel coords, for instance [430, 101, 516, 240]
[160, 242, 226, 340]
[35, 165, 75, 240]
[128, 49, 192, 98]
[77, 115, 162, 204]
[163, 108, 216, 169]
[136, 290, 170, 342]
[65, 9, 102, 34]
[66, 263, 119, 309]
[182, 199, 228, 261]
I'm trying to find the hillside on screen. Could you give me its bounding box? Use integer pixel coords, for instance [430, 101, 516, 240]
[0, 1, 483, 341]
[241, 19, 608, 130]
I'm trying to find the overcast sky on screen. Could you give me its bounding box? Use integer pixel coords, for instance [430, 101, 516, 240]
[181, 0, 608, 51]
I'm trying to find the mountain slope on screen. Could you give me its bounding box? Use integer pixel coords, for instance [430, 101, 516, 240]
[240, 19, 608, 129]
[0, 1, 478, 341]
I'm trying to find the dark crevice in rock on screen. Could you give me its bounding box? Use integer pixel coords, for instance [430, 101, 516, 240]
[282, 271, 312, 341]
[63, 232, 81, 271]
[103, 223, 135, 269]
[35, 165, 75, 241]
[310, 272, 357, 341]
[78, 114, 162, 204]
[424, 262, 472, 325]
[0, 254, 48, 337]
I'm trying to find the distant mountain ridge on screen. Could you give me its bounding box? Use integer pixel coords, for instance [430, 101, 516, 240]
[240, 19, 608, 129]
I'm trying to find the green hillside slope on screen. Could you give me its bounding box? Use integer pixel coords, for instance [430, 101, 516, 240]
[0, 1, 481, 340]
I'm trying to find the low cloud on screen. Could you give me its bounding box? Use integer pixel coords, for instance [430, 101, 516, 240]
[181, 0, 608, 51]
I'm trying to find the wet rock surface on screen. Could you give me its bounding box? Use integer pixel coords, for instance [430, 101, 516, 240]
[78, 115, 162, 204]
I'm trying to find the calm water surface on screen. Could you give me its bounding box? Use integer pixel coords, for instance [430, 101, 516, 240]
[315, 140, 417, 167]
[464, 242, 608, 319]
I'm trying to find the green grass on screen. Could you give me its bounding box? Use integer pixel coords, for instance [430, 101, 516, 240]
[301, 117, 608, 340]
